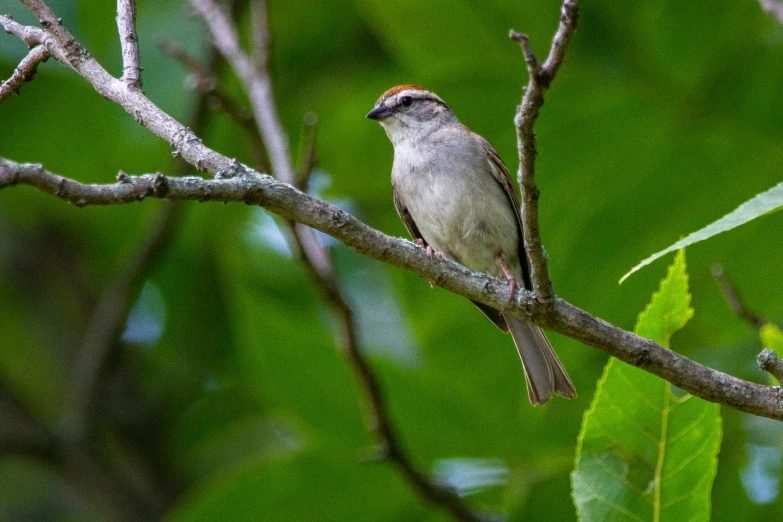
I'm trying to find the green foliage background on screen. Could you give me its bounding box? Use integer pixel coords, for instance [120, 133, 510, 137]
[1, 0, 782, 520]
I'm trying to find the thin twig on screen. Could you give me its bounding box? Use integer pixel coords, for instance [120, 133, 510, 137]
[510, 0, 579, 305]
[0, 14, 48, 47]
[116, 0, 142, 89]
[759, 0, 783, 24]
[712, 264, 767, 329]
[0, 45, 50, 103]
[250, 0, 270, 72]
[296, 112, 318, 190]
[3, 159, 783, 422]
[758, 349, 783, 383]
[190, 0, 333, 283]
[190, 0, 294, 183]
[711, 264, 783, 384]
[2, 10, 235, 177]
[158, 40, 271, 172]
[58, 38, 229, 519]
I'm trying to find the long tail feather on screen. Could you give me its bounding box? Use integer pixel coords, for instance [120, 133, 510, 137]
[503, 315, 577, 405]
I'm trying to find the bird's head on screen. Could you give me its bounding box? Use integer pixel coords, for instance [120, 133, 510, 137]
[366, 85, 456, 145]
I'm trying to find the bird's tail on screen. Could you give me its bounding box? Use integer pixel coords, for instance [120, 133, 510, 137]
[503, 314, 577, 405]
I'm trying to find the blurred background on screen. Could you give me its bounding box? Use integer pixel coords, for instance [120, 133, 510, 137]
[1, 0, 783, 520]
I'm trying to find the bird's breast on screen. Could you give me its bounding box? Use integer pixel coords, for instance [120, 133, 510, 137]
[392, 146, 520, 277]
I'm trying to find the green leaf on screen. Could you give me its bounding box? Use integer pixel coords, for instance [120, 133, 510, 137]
[759, 324, 783, 385]
[634, 250, 694, 348]
[573, 250, 722, 522]
[620, 181, 783, 283]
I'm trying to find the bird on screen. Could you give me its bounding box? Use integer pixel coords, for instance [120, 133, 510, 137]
[366, 85, 576, 405]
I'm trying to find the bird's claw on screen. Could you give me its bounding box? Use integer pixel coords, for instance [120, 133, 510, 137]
[416, 239, 444, 264]
[415, 239, 444, 287]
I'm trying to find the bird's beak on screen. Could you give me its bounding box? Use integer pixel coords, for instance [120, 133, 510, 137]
[366, 105, 392, 120]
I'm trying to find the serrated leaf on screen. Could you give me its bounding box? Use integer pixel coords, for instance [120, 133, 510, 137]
[634, 250, 694, 348]
[573, 250, 722, 522]
[759, 324, 783, 385]
[620, 181, 783, 283]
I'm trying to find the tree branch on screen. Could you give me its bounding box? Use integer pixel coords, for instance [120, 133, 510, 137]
[296, 112, 318, 189]
[189, 0, 294, 183]
[712, 264, 783, 385]
[509, 0, 579, 305]
[158, 39, 271, 173]
[190, 0, 334, 282]
[758, 349, 783, 383]
[116, 0, 141, 89]
[4, 7, 239, 178]
[760, 0, 783, 24]
[2, 158, 782, 421]
[58, 51, 224, 443]
[712, 264, 767, 329]
[250, 0, 270, 73]
[0, 45, 50, 102]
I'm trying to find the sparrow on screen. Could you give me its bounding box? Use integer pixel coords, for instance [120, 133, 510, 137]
[367, 85, 576, 405]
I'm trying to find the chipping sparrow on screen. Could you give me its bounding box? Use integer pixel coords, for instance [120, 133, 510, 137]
[367, 85, 576, 405]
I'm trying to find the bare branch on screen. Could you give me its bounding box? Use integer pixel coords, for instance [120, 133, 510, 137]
[510, 0, 579, 305]
[191, 0, 334, 285]
[758, 349, 783, 383]
[712, 264, 767, 329]
[3, 158, 783, 421]
[159, 40, 271, 172]
[0, 14, 47, 47]
[0, 45, 50, 103]
[250, 0, 270, 72]
[116, 0, 142, 89]
[711, 265, 783, 384]
[296, 112, 318, 189]
[4, 8, 237, 178]
[760, 0, 783, 24]
[58, 54, 217, 441]
[190, 0, 295, 183]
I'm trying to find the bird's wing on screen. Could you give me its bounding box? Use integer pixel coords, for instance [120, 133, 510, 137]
[392, 182, 428, 247]
[482, 139, 533, 290]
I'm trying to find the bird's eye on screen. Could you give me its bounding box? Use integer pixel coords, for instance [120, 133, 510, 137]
[400, 96, 413, 108]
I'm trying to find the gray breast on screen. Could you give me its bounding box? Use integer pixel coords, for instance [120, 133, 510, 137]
[392, 134, 521, 277]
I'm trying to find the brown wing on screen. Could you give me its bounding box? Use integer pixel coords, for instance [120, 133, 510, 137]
[482, 140, 533, 291]
[392, 182, 427, 246]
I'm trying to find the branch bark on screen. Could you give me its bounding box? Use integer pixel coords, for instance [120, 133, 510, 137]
[0, 45, 50, 102]
[509, 0, 579, 305]
[158, 39, 271, 173]
[2, 159, 782, 420]
[758, 349, 783, 383]
[116, 0, 142, 89]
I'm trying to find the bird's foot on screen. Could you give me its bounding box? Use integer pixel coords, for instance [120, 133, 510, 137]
[497, 257, 518, 308]
[416, 239, 445, 260]
[416, 240, 444, 289]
